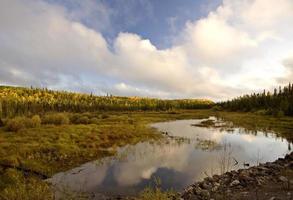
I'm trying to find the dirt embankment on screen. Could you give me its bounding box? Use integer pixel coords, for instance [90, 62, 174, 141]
[181, 152, 293, 200]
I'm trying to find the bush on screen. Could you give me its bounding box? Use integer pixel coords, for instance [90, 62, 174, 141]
[69, 113, 81, 124]
[75, 116, 89, 124]
[212, 105, 222, 111]
[31, 115, 42, 127]
[42, 113, 69, 125]
[255, 109, 267, 115]
[0, 178, 53, 200]
[28, 115, 41, 128]
[128, 119, 134, 124]
[0, 118, 4, 127]
[89, 117, 99, 124]
[100, 114, 109, 119]
[276, 110, 285, 118]
[6, 117, 26, 132]
[5, 115, 42, 132]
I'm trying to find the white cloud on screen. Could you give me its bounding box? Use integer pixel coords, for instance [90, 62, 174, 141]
[113, 33, 196, 93]
[0, 0, 293, 100]
[184, 11, 257, 63]
[240, 0, 293, 29]
[0, 0, 111, 86]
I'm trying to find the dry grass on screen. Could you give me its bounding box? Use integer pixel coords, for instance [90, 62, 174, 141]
[1, 110, 293, 199]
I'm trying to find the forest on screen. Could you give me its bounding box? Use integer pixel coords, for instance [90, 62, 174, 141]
[219, 83, 293, 116]
[0, 86, 213, 118]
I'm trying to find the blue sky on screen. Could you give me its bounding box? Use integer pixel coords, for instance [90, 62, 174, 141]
[46, 0, 221, 48]
[0, 0, 293, 100]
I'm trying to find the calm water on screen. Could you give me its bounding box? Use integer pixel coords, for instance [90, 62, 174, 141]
[48, 117, 291, 198]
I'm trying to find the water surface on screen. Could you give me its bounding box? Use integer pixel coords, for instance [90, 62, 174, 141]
[49, 117, 291, 197]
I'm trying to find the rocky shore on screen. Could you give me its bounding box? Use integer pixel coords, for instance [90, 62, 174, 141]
[180, 152, 293, 200]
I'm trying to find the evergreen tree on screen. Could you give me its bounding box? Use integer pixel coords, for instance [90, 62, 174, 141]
[219, 83, 293, 116]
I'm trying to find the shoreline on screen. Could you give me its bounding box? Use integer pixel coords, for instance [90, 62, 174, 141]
[180, 152, 293, 200]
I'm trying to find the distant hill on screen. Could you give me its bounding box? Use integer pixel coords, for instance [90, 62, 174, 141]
[0, 85, 214, 118]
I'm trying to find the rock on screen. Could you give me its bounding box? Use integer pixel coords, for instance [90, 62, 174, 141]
[230, 179, 240, 187]
[211, 182, 220, 192]
[239, 172, 254, 183]
[204, 176, 213, 183]
[185, 186, 193, 193]
[268, 197, 282, 200]
[201, 182, 212, 190]
[193, 186, 202, 195]
[180, 152, 293, 200]
[211, 186, 218, 192]
[278, 176, 288, 182]
[240, 191, 249, 196]
[212, 174, 220, 181]
[285, 153, 293, 160]
[199, 190, 210, 200]
[186, 194, 200, 200]
[213, 182, 220, 187]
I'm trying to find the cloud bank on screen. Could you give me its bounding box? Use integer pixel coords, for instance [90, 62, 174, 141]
[0, 0, 292, 100]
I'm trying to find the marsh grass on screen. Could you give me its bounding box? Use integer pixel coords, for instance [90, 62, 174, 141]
[0, 173, 53, 200]
[1, 110, 293, 199]
[136, 187, 172, 200]
[136, 178, 178, 200]
[5, 115, 41, 132]
[42, 113, 70, 125]
[218, 141, 233, 174]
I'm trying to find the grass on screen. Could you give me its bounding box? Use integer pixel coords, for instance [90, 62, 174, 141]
[0, 110, 211, 199]
[0, 109, 293, 199]
[136, 186, 176, 200]
[136, 178, 179, 200]
[214, 111, 293, 142]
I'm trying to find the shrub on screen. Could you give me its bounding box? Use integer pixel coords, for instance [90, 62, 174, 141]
[276, 110, 285, 118]
[42, 113, 69, 125]
[255, 109, 267, 115]
[0, 118, 4, 127]
[0, 178, 53, 200]
[212, 105, 222, 111]
[26, 115, 41, 128]
[81, 112, 91, 118]
[31, 115, 41, 127]
[76, 116, 89, 124]
[2, 168, 22, 184]
[6, 115, 41, 132]
[137, 178, 176, 200]
[89, 117, 99, 124]
[100, 114, 109, 119]
[5, 115, 42, 132]
[6, 117, 26, 132]
[69, 113, 81, 124]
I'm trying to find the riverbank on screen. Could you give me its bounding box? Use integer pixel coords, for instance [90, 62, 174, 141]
[181, 152, 293, 200]
[1, 110, 293, 199]
[0, 110, 212, 199]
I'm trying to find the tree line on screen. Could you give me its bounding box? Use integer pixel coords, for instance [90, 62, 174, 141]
[0, 86, 213, 118]
[218, 83, 293, 116]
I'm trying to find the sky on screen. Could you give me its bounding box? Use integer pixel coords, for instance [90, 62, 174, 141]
[0, 0, 293, 101]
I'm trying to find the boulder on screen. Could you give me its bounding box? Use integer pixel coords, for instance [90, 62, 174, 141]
[278, 176, 288, 182]
[230, 179, 240, 187]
